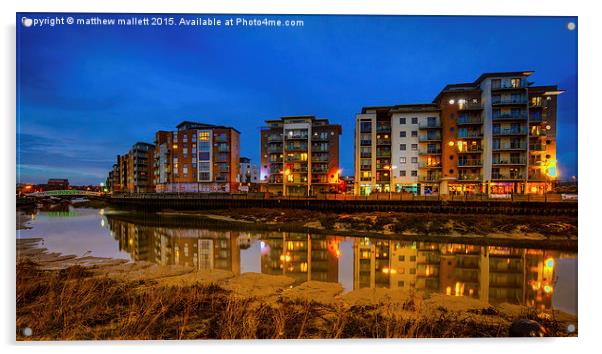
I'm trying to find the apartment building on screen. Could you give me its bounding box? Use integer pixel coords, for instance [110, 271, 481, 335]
[355, 104, 441, 196]
[354, 71, 562, 196]
[125, 142, 155, 193]
[260, 116, 342, 196]
[153, 121, 240, 193]
[239, 157, 259, 184]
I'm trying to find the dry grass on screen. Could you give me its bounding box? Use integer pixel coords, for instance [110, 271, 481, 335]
[16, 261, 565, 340]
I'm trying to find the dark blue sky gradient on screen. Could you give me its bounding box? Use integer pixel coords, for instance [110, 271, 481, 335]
[16, 14, 578, 184]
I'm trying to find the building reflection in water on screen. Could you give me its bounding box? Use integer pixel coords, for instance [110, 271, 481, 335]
[106, 216, 568, 310]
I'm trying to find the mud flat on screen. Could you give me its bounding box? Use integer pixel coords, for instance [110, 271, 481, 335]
[16, 238, 577, 340]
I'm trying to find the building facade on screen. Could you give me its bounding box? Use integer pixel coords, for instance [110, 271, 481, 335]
[153, 121, 240, 193]
[260, 116, 342, 196]
[354, 71, 562, 196]
[125, 142, 155, 193]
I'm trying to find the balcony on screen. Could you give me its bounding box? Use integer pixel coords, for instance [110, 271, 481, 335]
[458, 174, 483, 181]
[360, 164, 372, 171]
[529, 144, 547, 151]
[419, 174, 442, 182]
[267, 135, 283, 142]
[312, 134, 330, 142]
[376, 139, 391, 145]
[376, 125, 391, 133]
[419, 134, 442, 142]
[312, 145, 329, 152]
[457, 116, 483, 125]
[492, 98, 528, 105]
[491, 174, 525, 181]
[529, 130, 547, 138]
[311, 167, 328, 173]
[492, 158, 527, 166]
[529, 114, 544, 122]
[493, 143, 527, 151]
[419, 121, 441, 129]
[458, 159, 483, 167]
[419, 162, 442, 169]
[267, 146, 282, 153]
[376, 151, 391, 158]
[419, 148, 442, 155]
[493, 128, 527, 136]
[492, 113, 528, 121]
[360, 139, 372, 146]
[286, 134, 309, 140]
[286, 144, 308, 151]
[491, 83, 527, 91]
[457, 146, 483, 154]
[457, 131, 483, 139]
[458, 102, 484, 111]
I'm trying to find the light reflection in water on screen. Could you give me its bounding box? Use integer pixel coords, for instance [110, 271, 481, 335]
[18, 208, 577, 315]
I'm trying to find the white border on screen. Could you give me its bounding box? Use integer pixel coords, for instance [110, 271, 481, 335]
[2, 1, 599, 354]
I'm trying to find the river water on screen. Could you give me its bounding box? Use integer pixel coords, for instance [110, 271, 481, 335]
[17, 207, 578, 315]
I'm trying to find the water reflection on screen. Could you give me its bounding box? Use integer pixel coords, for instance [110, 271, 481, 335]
[105, 214, 575, 312]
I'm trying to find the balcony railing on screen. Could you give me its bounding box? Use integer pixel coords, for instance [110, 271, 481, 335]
[457, 146, 483, 153]
[529, 130, 547, 137]
[492, 82, 527, 90]
[418, 174, 442, 182]
[360, 165, 371, 171]
[491, 174, 525, 180]
[458, 159, 482, 167]
[376, 151, 391, 158]
[419, 134, 442, 142]
[493, 128, 528, 136]
[493, 113, 528, 121]
[418, 121, 441, 129]
[376, 125, 391, 133]
[268, 135, 283, 142]
[457, 116, 483, 124]
[529, 144, 547, 151]
[492, 98, 528, 105]
[376, 139, 391, 145]
[458, 102, 484, 111]
[360, 140, 372, 146]
[493, 144, 527, 151]
[419, 162, 442, 168]
[457, 131, 483, 139]
[419, 148, 442, 154]
[457, 174, 483, 181]
[492, 158, 527, 165]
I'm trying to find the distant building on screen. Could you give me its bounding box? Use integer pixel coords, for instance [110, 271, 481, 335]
[126, 142, 155, 193]
[340, 175, 354, 194]
[239, 157, 259, 184]
[153, 121, 240, 193]
[260, 116, 342, 196]
[46, 178, 69, 190]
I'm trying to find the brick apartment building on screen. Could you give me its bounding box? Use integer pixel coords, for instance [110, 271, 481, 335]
[153, 121, 240, 193]
[260, 116, 342, 196]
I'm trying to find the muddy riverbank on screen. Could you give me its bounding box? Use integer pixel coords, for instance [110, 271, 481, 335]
[16, 238, 577, 340]
[108, 208, 577, 251]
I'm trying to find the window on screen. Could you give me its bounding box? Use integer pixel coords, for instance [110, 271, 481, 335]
[398, 255, 405, 261]
[409, 268, 416, 275]
[411, 131, 418, 137]
[398, 281, 405, 288]
[400, 170, 406, 177]
[400, 131, 406, 138]
[411, 117, 418, 124]
[410, 256, 416, 262]
[399, 118, 406, 124]
[199, 131, 210, 141]
[411, 157, 418, 164]
[400, 144, 406, 151]
[399, 157, 406, 164]
[411, 170, 417, 177]
[411, 144, 418, 151]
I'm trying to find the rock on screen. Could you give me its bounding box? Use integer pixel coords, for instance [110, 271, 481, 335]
[509, 319, 547, 337]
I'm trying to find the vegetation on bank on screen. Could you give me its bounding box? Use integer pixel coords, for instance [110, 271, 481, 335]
[17, 260, 575, 340]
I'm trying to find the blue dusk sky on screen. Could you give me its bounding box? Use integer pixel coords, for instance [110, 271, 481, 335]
[16, 14, 578, 185]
